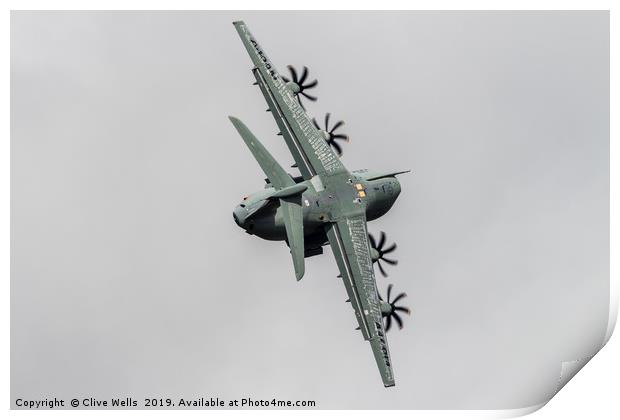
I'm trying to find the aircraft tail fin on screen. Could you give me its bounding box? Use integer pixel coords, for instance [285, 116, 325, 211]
[229, 116, 305, 280]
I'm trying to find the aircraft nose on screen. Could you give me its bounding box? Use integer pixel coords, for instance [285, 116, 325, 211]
[233, 205, 247, 227]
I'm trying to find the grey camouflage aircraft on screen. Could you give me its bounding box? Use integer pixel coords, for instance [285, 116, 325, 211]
[229, 21, 411, 387]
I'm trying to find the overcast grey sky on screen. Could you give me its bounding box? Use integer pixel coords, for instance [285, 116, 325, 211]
[11, 11, 609, 409]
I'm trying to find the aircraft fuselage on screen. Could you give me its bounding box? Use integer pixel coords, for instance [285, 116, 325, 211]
[233, 169, 402, 251]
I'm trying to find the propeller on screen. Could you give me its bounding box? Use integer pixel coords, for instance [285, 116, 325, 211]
[282, 65, 318, 108]
[378, 284, 411, 332]
[312, 113, 350, 156]
[368, 231, 398, 277]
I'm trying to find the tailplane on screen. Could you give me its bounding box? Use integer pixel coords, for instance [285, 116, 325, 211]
[229, 116, 306, 280]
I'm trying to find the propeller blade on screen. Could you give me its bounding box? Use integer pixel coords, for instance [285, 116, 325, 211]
[377, 260, 388, 277]
[288, 65, 298, 83]
[392, 292, 407, 305]
[393, 312, 404, 329]
[303, 79, 318, 89]
[394, 305, 411, 315]
[382, 243, 397, 254]
[331, 120, 345, 132]
[369, 233, 377, 250]
[378, 231, 387, 250]
[379, 284, 411, 333]
[312, 118, 320, 130]
[316, 113, 349, 155]
[300, 92, 317, 101]
[299, 66, 309, 85]
[331, 140, 343, 156]
[381, 257, 398, 266]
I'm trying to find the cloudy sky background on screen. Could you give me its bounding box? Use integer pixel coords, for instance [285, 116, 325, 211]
[11, 11, 609, 409]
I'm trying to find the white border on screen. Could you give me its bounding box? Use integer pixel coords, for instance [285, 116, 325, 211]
[3, 1, 616, 419]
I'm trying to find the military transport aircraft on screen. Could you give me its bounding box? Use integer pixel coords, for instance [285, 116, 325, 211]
[229, 21, 411, 387]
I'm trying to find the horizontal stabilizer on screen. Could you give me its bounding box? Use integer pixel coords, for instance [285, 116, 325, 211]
[271, 184, 307, 199]
[229, 115, 305, 280]
[228, 116, 294, 190]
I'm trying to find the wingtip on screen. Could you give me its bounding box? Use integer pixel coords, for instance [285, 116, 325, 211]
[384, 382, 396, 388]
[232, 20, 245, 26]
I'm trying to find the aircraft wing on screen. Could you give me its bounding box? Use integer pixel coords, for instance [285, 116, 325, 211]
[233, 21, 347, 180]
[324, 214, 395, 387]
